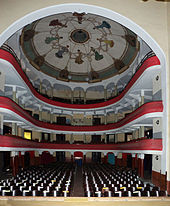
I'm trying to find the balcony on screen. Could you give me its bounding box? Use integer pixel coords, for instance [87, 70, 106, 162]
[0, 135, 162, 153]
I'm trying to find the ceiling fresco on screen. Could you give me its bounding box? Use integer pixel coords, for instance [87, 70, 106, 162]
[21, 12, 139, 83]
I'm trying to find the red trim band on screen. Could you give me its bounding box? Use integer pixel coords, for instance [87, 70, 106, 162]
[0, 135, 162, 151]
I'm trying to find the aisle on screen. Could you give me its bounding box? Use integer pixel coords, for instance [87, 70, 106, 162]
[71, 166, 84, 197]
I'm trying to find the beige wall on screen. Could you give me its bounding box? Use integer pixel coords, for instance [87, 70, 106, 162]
[32, 131, 41, 141]
[153, 72, 162, 95]
[0, 0, 168, 53]
[152, 154, 162, 173]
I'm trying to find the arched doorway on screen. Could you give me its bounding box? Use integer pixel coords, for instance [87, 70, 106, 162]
[74, 151, 83, 167]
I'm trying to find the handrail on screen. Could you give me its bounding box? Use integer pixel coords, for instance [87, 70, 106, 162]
[0, 44, 21, 67]
[136, 51, 155, 72]
[0, 44, 158, 105]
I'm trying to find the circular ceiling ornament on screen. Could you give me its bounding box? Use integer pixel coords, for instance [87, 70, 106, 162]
[21, 12, 139, 83]
[70, 29, 90, 43]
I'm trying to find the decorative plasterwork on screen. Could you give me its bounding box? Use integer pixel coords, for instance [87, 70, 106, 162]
[21, 12, 139, 83]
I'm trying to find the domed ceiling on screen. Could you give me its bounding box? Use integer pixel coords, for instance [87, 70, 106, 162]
[21, 12, 139, 83]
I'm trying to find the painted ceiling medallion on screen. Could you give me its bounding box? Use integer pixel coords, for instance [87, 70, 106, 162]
[21, 12, 139, 83]
[70, 29, 90, 43]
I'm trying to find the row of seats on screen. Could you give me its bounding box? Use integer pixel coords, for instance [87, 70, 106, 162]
[83, 163, 167, 197]
[0, 162, 167, 197]
[0, 162, 74, 197]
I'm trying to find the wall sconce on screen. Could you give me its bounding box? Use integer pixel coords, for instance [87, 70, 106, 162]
[155, 155, 159, 160]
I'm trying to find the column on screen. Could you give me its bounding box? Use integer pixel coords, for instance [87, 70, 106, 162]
[12, 87, 18, 135]
[117, 153, 122, 167]
[49, 151, 54, 163]
[114, 84, 118, 96]
[11, 151, 19, 176]
[83, 113, 86, 126]
[83, 134, 86, 144]
[39, 106, 42, 121]
[15, 152, 19, 174]
[71, 151, 74, 163]
[83, 152, 86, 163]
[115, 133, 118, 143]
[50, 133, 54, 142]
[11, 152, 16, 176]
[132, 102, 136, 112]
[114, 153, 118, 166]
[103, 133, 107, 144]
[52, 152, 56, 163]
[70, 113, 73, 125]
[12, 122, 17, 136]
[50, 110, 54, 141]
[104, 87, 107, 101]
[51, 87, 54, 98]
[137, 154, 141, 176]
[34, 151, 39, 166]
[21, 128, 24, 138]
[71, 89, 74, 104]
[104, 111, 107, 125]
[12, 86, 17, 102]
[139, 126, 145, 138]
[132, 153, 136, 170]
[122, 153, 127, 167]
[103, 152, 107, 164]
[39, 81, 42, 93]
[0, 114, 3, 135]
[140, 154, 145, 178]
[21, 151, 25, 169]
[50, 109, 54, 124]
[30, 151, 35, 166]
[70, 134, 74, 144]
[139, 90, 144, 106]
[39, 151, 43, 165]
[84, 89, 86, 104]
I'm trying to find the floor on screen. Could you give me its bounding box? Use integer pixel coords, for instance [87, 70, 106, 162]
[71, 166, 84, 197]
[0, 197, 170, 206]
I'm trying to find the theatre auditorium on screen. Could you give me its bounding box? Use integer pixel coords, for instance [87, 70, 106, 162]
[0, 0, 170, 205]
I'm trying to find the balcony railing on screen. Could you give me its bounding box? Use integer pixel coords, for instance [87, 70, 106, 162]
[0, 134, 162, 152]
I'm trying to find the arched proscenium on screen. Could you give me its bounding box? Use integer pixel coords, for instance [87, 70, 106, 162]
[0, 3, 167, 176]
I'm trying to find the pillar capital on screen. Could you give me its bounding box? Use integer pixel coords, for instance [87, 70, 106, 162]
[12, 86, 17, 92]
[21, 151, 25, 155]
[141, 89, 145, 97]
[140, 153, 145, 159]
[138, 153, 145, 159]
[114, 152, 118, 157]
[70, 151, 74, 155]
[132, 153, 136, 158]
[103, 152, 107, 156]
[11, 151, 19, 157]
[49, 151, 54, 155]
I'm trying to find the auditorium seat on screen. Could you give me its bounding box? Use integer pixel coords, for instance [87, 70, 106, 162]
[0, 162, 167, 197]
[82, 163, 167, 197]
[0, 162, 74, 197]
